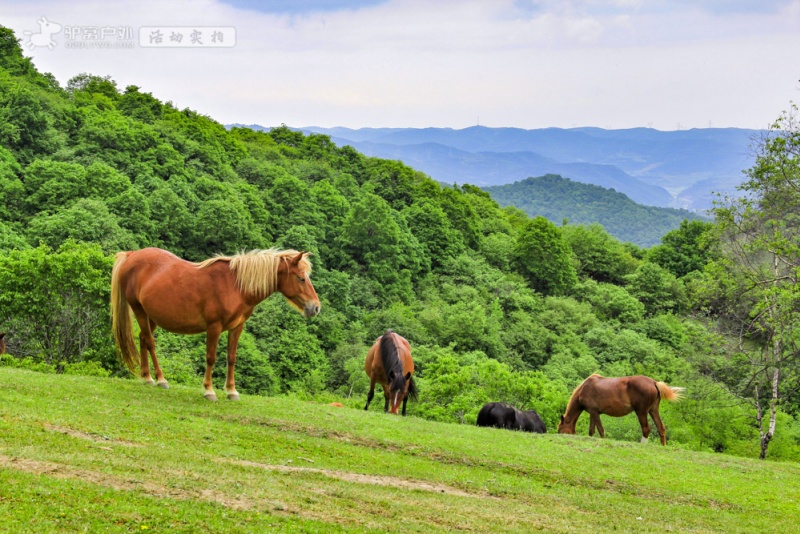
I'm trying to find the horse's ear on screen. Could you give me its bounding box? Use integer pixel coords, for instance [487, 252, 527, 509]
[560, 415, 564, 424]
[404, 372, 411, 381]
[291, 252, 305, 266]
[0, 333, 4, 340]
[388, 370, 396, 381]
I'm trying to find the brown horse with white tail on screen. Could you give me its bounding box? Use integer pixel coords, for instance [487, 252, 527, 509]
[111, 247, 320, 401]
[557, 374, 684, 445]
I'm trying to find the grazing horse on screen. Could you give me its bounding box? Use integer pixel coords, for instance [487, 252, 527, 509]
[477, 402, 546, 433]
[557, 374, 684, 445]
[111, 247, 320, 401]
[364, 330, 417, 415]
[0, 332, 5, 355]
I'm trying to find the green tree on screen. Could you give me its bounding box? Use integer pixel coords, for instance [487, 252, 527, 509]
[27, 199, 138, 253]
[563, 223, 638, 284]
[403, 198, 465, 267]
[702, 104, 800, 459]
[513, 216, 577, 295]
[625, 262, 687, 316]
[0, 242, 115, 369]
[649, 219, 716, 278]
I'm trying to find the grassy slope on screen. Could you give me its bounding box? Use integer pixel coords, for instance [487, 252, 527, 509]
[1, 368, 797, 533]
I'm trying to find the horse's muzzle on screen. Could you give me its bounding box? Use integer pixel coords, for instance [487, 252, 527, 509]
[304, 302, 321, 318]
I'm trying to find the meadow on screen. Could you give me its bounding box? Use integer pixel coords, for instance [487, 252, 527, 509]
[1, 367, 797, 533]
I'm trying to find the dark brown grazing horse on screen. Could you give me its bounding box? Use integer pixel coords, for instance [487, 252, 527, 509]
[557, 374, 684, 445]
[364, 330, 417, 415]
[0, 332, 6, 355]
[477, 402, 546, 433]
[111, 247, 320, 401]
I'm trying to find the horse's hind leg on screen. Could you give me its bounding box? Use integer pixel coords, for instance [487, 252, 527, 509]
[146, 320, 168, 389]
[649, 407, 667, 445]
[131, 307, 164, 387]
[637, 411, 651, 443]
[202, 325, 222, 401]
[224, 325, 243, 401]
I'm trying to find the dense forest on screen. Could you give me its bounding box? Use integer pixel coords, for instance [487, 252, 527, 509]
[1, 26, 799, 461]
[484, 174, 707, 247]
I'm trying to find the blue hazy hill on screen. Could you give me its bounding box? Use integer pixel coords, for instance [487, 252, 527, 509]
[295, 125, 758, 211]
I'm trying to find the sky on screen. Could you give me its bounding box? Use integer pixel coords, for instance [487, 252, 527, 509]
[4, 0, 800, 130]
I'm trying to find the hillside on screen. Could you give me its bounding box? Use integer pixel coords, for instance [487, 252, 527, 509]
[484, 174, 707, 247]
[2, 24, 799, 467]
[1, 368, 798, 533]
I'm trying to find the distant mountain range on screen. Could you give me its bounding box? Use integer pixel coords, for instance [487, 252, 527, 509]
[229, 124, 758, 213]
[484, 174, 706, 247]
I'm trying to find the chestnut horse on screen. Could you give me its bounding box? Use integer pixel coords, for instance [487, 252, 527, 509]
[557, 374, 684, 445]
[364, 330, 417, 415]
[0, 332, 6, 355]
[111, 247, 320, 401]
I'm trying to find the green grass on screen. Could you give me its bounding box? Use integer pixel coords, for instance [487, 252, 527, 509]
[1, 368, 797, 533]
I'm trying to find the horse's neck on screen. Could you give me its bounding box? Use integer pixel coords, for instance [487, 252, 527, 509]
[564, 390, 584, 423]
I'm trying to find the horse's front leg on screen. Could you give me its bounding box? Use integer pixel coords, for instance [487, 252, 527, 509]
[202, 325, 222, 401]
[589, 416, 596, 437]
[590, 413, 605, 438]
[364, 378, 375, 410]
[225, 325, 244, 401]
[382, 385, 390, 413]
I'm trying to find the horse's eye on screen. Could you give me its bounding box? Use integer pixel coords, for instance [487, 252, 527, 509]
[298, 277, 306, 283]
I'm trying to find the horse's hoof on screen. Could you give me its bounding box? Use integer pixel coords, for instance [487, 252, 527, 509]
[227, 392, 240, 401]
[157, 380, 169, 389]
[203, 392, 218, 402]
[143, 378, 156, 386]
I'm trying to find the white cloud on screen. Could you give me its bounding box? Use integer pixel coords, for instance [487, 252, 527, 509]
[3, 0, 799, 129]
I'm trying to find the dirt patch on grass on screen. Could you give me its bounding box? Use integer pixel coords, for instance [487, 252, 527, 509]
[0, 454, 252, 510]
[44, 424, 142, 448]
[223, 458, 495, 499]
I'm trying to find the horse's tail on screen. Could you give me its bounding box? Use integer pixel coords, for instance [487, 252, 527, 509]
[111, 252, 138, 375]
[656, 381, 685, 402]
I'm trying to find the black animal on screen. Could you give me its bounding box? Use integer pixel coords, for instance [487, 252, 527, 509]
[476, 402, 546, 433]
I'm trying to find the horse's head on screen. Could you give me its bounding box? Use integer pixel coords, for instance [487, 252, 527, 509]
[387, 370, 412, 414]
[277, 252, 320, 318]
[557, 414, 576, 434]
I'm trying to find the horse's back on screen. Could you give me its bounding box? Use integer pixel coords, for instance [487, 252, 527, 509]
[364, 341, 381, 378]
[116, 248, 242, 333]
[581, 375, 659, 415]
[366, 331, 413, 380]
[521, 410, 547, 433]
[477, 402, 519, 430]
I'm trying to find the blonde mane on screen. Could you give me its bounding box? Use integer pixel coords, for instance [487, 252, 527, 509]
[195, 249, 311, 298]
[564, 373, 603, 415]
